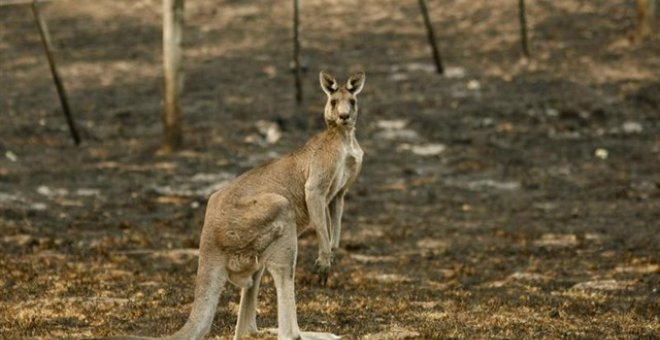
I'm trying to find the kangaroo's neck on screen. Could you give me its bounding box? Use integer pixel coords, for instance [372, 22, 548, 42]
[324, 122, 356, 142]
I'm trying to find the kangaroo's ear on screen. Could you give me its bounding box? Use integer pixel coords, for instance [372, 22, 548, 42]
[320, 71, 338, 96]
[346, 72, 365, 95]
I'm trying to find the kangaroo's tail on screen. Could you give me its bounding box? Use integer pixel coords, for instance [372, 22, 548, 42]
[106, 252, 228, 340]
[165, 253, 228, 340]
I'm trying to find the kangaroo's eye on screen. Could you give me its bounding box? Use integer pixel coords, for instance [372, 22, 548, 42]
[330, 99, 337, 107]
[349, 99, 356, 106]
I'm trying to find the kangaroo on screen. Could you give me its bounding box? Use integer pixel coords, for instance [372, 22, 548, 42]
[110, 71, 365, 340]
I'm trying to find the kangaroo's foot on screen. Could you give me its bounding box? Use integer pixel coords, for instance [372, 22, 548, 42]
[300, 331, 342, 340]
[264, 329, 341, 340]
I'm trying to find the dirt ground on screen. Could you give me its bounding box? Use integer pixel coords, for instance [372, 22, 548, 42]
[1, 0, 659, 339]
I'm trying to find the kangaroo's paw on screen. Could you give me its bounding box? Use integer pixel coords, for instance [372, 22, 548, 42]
[233, 326, 259, 340]
[300, 331, 341, 340]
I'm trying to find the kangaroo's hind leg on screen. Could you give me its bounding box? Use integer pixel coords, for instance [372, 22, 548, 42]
[228, 192, 294, 339]
[266, 218, 340, 340]
[233, 266, 266, 339]
[266, 227, 301, 340]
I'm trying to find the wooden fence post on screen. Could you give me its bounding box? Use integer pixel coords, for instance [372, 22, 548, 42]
[31, 0, 81, 145]
[162, 0, 184, 152]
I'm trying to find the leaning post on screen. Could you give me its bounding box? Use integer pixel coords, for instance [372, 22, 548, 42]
[418, 0, 444, 74]
[31, 0, 81, 145]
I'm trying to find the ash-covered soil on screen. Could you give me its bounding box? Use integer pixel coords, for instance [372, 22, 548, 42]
[1, 0, 658, 338]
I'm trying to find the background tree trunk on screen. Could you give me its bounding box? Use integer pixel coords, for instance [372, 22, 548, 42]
[293, 0, 302, 104]
[635, 0, 656, 42]
[162, 0, 184, 152]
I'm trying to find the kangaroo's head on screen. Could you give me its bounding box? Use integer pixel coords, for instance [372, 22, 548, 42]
[319, 71, 366, 128]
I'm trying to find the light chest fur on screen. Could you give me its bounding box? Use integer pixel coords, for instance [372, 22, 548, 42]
[327, 136, 363, 201]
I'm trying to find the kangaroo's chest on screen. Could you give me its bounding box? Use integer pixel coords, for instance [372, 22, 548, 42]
[328, 141, 363, 200]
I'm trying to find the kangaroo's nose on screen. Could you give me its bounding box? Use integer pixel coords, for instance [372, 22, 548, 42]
[339, 113, 349, 120]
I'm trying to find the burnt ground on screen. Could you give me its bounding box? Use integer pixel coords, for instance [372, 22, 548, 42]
[0, 0, 659, 339]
